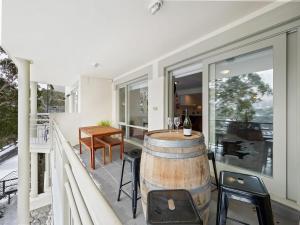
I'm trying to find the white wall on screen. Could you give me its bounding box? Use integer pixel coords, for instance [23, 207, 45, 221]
[52, 76, 113, 146]
[79, 76, 112, 126]
[148, 62, 165, 131]
[51, 113, 81, 146]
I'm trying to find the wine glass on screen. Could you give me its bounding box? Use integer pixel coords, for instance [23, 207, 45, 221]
[167, 117, 173, 132]
[174, 117, 181, 133]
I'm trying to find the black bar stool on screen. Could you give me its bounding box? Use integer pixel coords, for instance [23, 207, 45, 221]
[117, 148, 142, 218]
[207, 150, 219, 188]
[147, 189, 202, 225]
[217, 171, 274, 225]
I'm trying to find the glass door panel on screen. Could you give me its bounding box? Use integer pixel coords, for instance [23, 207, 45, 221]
[204, 34, 287, 198]
[128, 81, 148, 128]
[118, 79, 148, 145]
[119, 87, 126, 123]
[209, 48, 273, 176]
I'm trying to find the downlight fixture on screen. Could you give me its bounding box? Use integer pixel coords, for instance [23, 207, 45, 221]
[148, 0, 163, 15]
[220, 69, 230, 75]
[91, 62, 100, 68]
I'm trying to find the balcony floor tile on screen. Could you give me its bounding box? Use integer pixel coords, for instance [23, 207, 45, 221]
[74, 143, 299, 225]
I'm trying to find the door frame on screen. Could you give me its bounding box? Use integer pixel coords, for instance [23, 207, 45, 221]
[202, 34, 287, 198]
[164, 62, 203, 127]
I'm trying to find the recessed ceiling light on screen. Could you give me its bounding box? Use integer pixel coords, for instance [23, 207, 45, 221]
[220, 69, 230, 75]
[148, 0, 163, 15]
[91, 62, 100, 68]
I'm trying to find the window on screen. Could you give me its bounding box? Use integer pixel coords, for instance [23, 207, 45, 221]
[119, 87, 126, 123]
[118, 79, 148, 144]
[209, 48, 273, 176]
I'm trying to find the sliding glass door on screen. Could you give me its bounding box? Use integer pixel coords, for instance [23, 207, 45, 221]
[118, 79, 148, 145]
[209, 48, 274, 176]
[167, 63, 203, 131]
[203, 34, 287, 198]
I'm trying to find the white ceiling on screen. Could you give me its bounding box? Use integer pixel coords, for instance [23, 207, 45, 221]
[2, 0, 277, 85]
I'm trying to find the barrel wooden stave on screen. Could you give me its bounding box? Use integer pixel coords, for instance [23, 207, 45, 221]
[140, 130, 211, 225]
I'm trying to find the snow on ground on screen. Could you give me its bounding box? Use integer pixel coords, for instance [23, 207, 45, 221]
[0, 144, 16, 158]
[0, 154, 18, 178]
[0, 196, 51, 225]
[0, 195, 17, 225]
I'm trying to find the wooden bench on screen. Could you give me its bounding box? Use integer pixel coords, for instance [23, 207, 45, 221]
[79, 137, 106, 168]
[97, 136, 123, 162]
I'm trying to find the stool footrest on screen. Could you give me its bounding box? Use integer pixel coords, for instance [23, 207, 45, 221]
[120, 181, 131, 187]
[121, 190, 132, 199]
[119, 189, 141, 200]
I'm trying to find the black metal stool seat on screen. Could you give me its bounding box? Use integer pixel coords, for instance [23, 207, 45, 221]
[207, 150, 218, 188]
[217, 171, 274, 225]
[147, 189, 203, 225]
[117, 149, 142, 218]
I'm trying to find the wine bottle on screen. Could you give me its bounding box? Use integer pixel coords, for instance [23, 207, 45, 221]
[183, 108, 192, 136]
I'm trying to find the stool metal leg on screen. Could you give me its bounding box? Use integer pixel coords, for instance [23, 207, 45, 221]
[256, 196, 274, 225]
[132, 161, 138, 218]
[217, 188, 229, 225]
[117, 159, 126, 201]
[211, 153, 219, 188]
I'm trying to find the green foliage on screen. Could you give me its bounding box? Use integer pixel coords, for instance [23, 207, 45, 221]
[97, 120, 112, 127]
[0, 47, 18, 148]
[214, 73, 272, 122]
[37, 84, 65, 113]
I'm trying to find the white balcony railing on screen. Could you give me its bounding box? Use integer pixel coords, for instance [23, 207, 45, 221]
[51, 119, 121, 225]
[30, 113, 50, 145]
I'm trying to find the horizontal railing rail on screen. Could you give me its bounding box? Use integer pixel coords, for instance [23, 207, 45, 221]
[0, 171, 18, 200]
[52, 120, 122, 225]
[30, 113, 50, 145]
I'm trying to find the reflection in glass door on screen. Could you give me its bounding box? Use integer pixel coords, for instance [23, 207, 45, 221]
[118, 79, 148, 145]
[209, 48, 274, 176]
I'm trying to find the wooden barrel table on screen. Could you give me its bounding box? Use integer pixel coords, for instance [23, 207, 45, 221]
[140, 130, 211, 225]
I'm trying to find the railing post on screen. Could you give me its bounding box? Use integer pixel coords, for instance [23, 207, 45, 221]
[30, 152, 38, 198]
[44, 153, 50, 191]
[51, 123, 70, 225]
[30, 81, 38, 138]
[3, 180, 5, 195]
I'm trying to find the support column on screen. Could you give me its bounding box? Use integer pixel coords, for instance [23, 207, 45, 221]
[30, 152, 38, 198]
[44, 153, 50, 191]
[16, 58, 31, 225]
[30, 81, 38, 138]
[69, 92, 74, 113]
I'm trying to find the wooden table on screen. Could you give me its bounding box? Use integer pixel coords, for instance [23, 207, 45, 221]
[79, 126, 124, 169]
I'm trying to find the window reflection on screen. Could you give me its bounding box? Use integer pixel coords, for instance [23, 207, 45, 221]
[119, 87, 126, 123]
[128, 81, 148, 128]
[209, 48, 273, 176]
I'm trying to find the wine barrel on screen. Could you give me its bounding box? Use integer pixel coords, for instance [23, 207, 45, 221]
[140, 130, 211, 225]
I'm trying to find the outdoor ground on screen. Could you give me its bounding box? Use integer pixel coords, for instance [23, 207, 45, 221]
[77, 143, 300, 225]
[0, 145, 18, 224]
[0, 154, 18, 179]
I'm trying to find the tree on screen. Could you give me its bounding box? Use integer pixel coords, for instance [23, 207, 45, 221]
[0, 47, 18, 148]
[214, 73, 272, 122]
[37, 84, 65, 113]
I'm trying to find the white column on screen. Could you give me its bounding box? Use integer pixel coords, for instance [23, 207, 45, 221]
[30, 81, 37, 115]
[30, 152, 38, 198]
[16, 58, 31, 225]
[44, 153, 50, 191]
[30, 81, 38, 138]
[69, 92, 74, 113]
